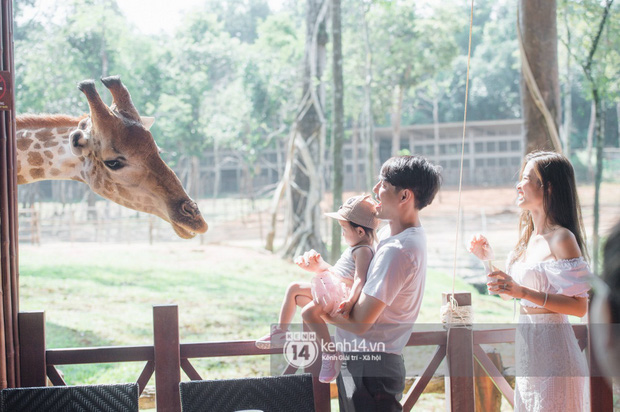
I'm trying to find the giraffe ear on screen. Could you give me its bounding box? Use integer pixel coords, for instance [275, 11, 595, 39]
[141, 116, 155, 130]
[69, 129, 90, 156]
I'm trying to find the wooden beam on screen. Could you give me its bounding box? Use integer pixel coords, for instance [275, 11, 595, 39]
[47, 345, 154, 365]
[445, 327, 475, 412]
[153, 305, 181, 412]
[46, 365, 66, 386]
[19, 312, 46, 387]
[136, 361, 155, 395]
[473, 344, 514, 408]
[180, 359, 202, 381]
[402, 345, 446, 411]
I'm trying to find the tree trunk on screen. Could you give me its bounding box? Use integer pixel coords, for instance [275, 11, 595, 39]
[560, 6, 573, 156]
[213, 139, 221, 204]
[562, 49, 572, 156]
[593, 94, 604, 272]
[360, 3, 376, 191]
[616, 101, 620, 148]
[352, 121, 360, 190]
[518, 0, 561, 153]
[390, 84, 405, 157]
[586, 100, 596, 173]
[330, 0, 344, 262]
[433, 94, 440, 160]
[280, 0, 329, 258]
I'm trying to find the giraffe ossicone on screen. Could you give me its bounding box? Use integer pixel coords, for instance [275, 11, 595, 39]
[16, 76, 208, 239]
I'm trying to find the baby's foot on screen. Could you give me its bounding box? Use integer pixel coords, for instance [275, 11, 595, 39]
[319, 351, 344, 383]
[255, 327, 287, 349]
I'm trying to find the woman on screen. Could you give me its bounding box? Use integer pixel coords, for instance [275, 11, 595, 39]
[487, 151, 590, 411]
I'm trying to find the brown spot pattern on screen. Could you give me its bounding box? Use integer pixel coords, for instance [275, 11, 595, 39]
[50, 168, 61, 176]
[35, 130, 54, 142]
[34, 143, 41, 150]
[30, 168, 45, 180]
[44, 150, 53, 159]
[43, 140, 59, 148]
[17, 138, 33, 151]
[17, 175, 26, 185]
[27, 152, 44, 167]
[117, 185, 131, 200]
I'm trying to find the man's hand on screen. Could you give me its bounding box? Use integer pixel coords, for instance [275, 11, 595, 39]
[294, 249, 330, 273]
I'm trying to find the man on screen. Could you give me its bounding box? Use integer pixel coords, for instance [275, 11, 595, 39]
[590, 220, 620, 382]
[300, 155, 441, 411]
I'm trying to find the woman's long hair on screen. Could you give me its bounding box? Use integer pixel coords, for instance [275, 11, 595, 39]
[510, 151, 589, 266]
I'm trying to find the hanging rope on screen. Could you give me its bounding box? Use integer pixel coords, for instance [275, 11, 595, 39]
[443, 0, 475, 326]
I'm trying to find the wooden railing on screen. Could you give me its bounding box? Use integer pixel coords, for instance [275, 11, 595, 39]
[18, 304, 614, 412]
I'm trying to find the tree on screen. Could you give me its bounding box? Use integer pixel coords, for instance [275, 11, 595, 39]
[369, 1, 459, 156]
[266, 0, 329, 257]
[563, 0, 616, 270]
[156, 11, 242, 198]
[518, 0, 562, 153]
[330, 0, 344, 262]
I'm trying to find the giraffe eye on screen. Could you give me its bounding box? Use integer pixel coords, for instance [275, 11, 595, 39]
[104, 159, 125, 170]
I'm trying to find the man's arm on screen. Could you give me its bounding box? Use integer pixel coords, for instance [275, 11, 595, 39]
[324, 292, 386, 334]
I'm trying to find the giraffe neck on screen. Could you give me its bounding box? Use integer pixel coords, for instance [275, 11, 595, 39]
[16, 115, 87, 185]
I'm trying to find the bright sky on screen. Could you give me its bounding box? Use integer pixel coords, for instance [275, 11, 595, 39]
[116, 0, 206, 35]
[117, 0, 283, 35]
[25, 0, 283, 36]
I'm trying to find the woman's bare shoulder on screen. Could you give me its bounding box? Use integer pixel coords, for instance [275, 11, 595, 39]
[549, 227, 581, 260]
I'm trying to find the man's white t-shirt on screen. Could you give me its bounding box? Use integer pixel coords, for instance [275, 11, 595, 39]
[335, 225, 427, 354]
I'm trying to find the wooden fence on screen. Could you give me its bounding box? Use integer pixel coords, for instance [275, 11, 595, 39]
[18, 304, 614, 412]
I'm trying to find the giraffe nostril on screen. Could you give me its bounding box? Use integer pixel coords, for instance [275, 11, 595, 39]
[181, 200, 199, 219]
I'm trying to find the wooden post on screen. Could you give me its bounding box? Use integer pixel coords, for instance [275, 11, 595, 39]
[589, 332, 613, 411]
[153, 305, 181, 412]
[443, 292, 475, 412]
[19, 312, 47, 387]
[301, 323, 331, 412]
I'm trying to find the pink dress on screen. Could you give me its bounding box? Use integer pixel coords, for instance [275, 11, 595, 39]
[311, 245, 374, 317]
[509, 257, 591, 412]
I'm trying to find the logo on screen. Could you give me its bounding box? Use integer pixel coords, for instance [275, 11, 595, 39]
[283, 331, 319, 369]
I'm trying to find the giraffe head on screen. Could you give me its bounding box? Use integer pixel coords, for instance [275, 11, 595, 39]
[68, 76, 208, 239]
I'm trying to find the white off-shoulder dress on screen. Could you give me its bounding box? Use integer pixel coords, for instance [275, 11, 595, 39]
[508, 257, 591, 412]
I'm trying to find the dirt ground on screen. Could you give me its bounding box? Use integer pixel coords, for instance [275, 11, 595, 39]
[200, 183, 620, 284]
[19, 182, 620, 284]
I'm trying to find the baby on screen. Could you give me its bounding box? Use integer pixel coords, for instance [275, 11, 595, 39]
[256, 194, 379, 383]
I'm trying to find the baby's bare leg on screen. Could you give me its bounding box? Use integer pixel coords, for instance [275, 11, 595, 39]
[301, 302, 333, 351]
[278, 282, 313, 328]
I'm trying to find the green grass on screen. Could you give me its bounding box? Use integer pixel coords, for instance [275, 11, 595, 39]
[19, 242, 516, 386]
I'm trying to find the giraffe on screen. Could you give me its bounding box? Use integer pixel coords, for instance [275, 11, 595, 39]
[16, 76, 208, 239]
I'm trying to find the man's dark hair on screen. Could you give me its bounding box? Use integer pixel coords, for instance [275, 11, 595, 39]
[379, 155, 442, 210]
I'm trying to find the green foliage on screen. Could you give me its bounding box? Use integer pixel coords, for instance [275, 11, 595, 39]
[13, 0, 619, 180]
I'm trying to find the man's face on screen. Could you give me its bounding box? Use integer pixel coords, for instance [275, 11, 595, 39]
[373, 178, 400, 220]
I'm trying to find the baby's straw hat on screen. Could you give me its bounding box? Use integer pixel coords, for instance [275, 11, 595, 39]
[324, 194, 380, 229]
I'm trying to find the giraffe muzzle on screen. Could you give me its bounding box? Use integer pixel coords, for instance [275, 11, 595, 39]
[168, 200, 208, 238]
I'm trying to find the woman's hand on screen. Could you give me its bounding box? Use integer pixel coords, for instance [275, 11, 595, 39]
[487, 270, 525, 299]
